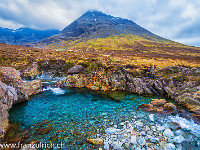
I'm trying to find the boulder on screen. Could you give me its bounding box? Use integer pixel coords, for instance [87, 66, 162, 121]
[173, 135, 185, 143]
[23, 80, 43, 97]
[164, 102, 177, 115]
[165, 143, 176, 150]
[67, 65, 84, 74]
[163, 128, 174, 138]
[150, 99, 166, 107]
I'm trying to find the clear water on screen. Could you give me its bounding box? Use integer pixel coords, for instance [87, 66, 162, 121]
[8, 87, 200, 150]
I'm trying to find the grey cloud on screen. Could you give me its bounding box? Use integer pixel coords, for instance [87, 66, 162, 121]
[0, 0, 199, 46]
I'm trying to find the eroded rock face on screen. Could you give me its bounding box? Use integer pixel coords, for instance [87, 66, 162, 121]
[0, 81, 18, 141]
[0, 67, 28, 141]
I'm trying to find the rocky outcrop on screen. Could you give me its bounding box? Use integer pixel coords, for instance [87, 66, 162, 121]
[0, 67, 43, 141]
[58, 67, 200, 119]
[23, 80, 43, 97]
[138, 99, 177, 115]
[0, 81, 18, 140]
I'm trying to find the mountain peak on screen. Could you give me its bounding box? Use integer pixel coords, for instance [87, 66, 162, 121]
[80, 10, 109, 18]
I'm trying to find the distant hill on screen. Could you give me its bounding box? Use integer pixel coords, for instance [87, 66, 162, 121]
[0, 27, 60, 46]
[36, 10, 173, 49]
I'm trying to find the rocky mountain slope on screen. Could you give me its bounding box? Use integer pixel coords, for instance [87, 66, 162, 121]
[36, 10, 173, 49]
[0, 27, 59, 46]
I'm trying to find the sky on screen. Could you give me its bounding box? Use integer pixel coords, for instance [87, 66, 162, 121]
[0, 0, 199, 47]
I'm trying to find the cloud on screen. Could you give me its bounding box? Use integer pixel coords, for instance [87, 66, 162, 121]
[0, 0, 199, 46]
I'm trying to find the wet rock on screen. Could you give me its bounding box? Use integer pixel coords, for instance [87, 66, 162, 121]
[67, 65, 84, 74]
[130, 135, 137, 145]
[150, 137, 157, 143]
[157, 124, 167, 131]
[135, 121, 143, 127]
[164, 103, 177, 115]
[138, 137, 146, 146]
[175, 143, 182, 150]
[139, 131, 146, 136]
[23, 80, 43, 96]
[29, 139, 40, 144]
[165, 143, 175, 150]
[86, 138, 103, 145]
[35, 125, 53, 135]
[168, 121, 181, 130]
[163, 128, 174, 138]
[105, 128, 117, 134]
[149, 114, 156, 122]
[111, 141, 122, 150]
[150, 99, 166, 107]
[147, 131, 153, 135]
[173, 135, 185, 143]
[109, 91, 126, 101]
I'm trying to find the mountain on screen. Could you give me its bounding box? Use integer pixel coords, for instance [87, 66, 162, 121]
[0, 27, 60, 46]
[36, 10, 172, 49]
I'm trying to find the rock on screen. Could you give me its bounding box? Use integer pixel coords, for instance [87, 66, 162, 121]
[130, 135, 137, 145]
[138, 137, 146, 146]
[105, 128, 117, 134]
[173, 135, 185, 143]
[165, 143, 175, 150]
[139, 131, 146, 136]
[174, 130, 184, 136]
[150, 99, 166, 107]
[23, 80, 43, 96]
[86, 138, 103, 145]
[157, 124, 167, 131]
[147, 131, 153, 135]
[22, 62, 40, 79]
[164, 103, 177, 115]
[109, 91, 126, 101]
[111, 141, 122, 150]
[175, 143, 182, 150]
[168, 122, 181, 130]
[150, 137, 157, 143]
[135, 121, 143, 127]
[29, 139, 40, 144]
[163, 128, 174, 138]
[67, 65, 84, 74]
[35, 125, 53, 135]
[149, 114, 156, 122]
[88, 85, 99, 91]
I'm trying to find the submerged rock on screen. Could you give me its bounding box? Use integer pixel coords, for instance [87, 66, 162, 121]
[35, 125, 53, 135]
[105, 128, 117, 134]
[138, 137, 146, 146]
[86, 138, 103, 145]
